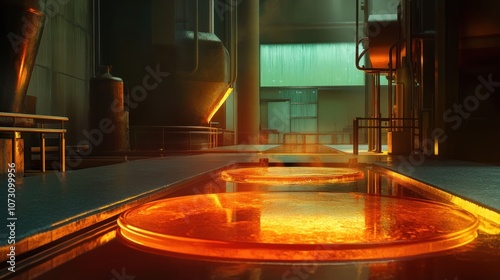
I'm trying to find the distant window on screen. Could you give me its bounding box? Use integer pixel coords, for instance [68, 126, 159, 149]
[260, 43, 364, 87]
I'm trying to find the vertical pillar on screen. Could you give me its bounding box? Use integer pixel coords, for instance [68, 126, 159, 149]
[361, 74, 375, 151]
[236, 0, 259, 144]
[434, 0, 459, 159]
[0, 136, 23, 175]
[375, 72, 381, 153]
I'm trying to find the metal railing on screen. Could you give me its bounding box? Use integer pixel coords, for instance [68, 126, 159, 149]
[130, 126, 235, 150]
[0, 112, 68, 172]
[218, 129, 236, 147]
[283, 132, 352, 145]
[353, 117, 420, 155]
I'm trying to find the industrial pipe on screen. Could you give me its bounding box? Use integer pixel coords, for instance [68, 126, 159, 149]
[177, 0, 199, 75]
[209, 0, 214, 33]
[376, 71, 381, 153]
[228, 0, 238, 86]
[93, 0, 101, 69]
[405, 0, 414, 113]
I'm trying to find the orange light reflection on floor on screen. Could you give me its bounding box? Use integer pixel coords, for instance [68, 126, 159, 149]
[220, 167, 364, 185]
[117, 192, 478, 262]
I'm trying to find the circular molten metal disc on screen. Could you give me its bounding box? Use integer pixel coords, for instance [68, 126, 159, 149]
[117, 192, 478, 262]
[220, 167, 364, 184]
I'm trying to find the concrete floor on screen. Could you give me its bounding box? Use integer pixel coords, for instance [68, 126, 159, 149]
[1, 144, 499, 262]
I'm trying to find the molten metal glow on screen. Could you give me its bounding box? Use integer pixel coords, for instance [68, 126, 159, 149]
[220, 167, 364, 185]
[117, 192, 478, 261]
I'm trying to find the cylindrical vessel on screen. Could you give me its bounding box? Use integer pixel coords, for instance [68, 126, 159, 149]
[89, 66, 129, 152]
[0, 0, 46, 114]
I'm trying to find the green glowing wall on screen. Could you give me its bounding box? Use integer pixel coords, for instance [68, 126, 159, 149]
[260, 43, 364, 87]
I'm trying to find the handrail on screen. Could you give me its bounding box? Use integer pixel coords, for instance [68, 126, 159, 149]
[0, 112, 68, 121]
[353, 117, 419, 155]
[354, 117, 418, 120]
[283, 132, 352, 145]
[131, 125, 217, 130]
[0, 112, 68, 172]
[0, 127, 66, 133]
[130, 125, 222, 150]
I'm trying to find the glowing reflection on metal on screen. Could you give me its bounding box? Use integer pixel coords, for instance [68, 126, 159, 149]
[206, 87, 233, 123]
[381, 168, 500, 234]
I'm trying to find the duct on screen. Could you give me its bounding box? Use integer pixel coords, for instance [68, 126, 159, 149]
[0, 0, 46, 116]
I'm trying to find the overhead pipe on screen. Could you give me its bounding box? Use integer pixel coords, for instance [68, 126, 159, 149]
[375, 71, 381, 153]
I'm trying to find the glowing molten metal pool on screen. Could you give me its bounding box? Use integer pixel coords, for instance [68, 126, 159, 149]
[220, 167, 365, 184]
[117, 192, 478, 262]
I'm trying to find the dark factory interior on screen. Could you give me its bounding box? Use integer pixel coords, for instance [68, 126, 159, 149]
[1, 0, 500, 279]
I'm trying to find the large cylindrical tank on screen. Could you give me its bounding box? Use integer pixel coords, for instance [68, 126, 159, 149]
[89, 66, 129, 152]
[0, 0, 46, 114]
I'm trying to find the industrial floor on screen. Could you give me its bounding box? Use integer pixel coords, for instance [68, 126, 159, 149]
[1, 144, 499, 263]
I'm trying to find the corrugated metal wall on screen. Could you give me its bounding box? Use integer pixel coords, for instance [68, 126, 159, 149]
[26, 0, 93, 145]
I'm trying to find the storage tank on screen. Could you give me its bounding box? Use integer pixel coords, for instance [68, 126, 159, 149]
[89, 66, 129, 152]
